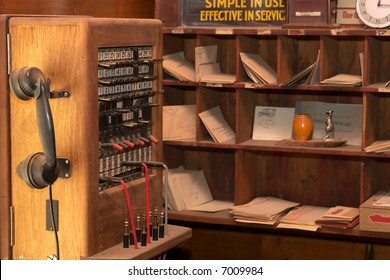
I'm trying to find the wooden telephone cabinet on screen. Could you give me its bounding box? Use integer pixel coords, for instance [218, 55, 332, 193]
[8, 17, 164, 259]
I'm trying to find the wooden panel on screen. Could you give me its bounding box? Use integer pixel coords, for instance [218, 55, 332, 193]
[0, 0, 154, 18]
[236, 150, 361, 207]
[367, 37, 390, 85]
[321, 36, 364, 80]
[0, 15, 12, 260]
[9, 17, 162, 259]
[167, 224, 387, 260]
[155, 0, 181, 26]
[10, 19, 96, 260]
[77, 0, 155, 18]
[0, 0, 77, 14]
[84, 225, 192, 260]
[1, 13, 91, 261]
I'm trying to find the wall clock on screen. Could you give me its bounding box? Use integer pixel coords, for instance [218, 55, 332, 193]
[356, 0, 390, 28]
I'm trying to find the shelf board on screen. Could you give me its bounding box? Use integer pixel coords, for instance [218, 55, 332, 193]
[163, 26, 390, 37]
[164, 139, 364, 156]
[168, 210, 390, 245]
[82, 225, 192, 260]
[163, 79, 385, 93]
[239, 139, 364, 156]
[164, 139, 390, 158]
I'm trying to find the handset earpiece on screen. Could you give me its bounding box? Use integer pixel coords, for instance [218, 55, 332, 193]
[9, 67, 59, 189]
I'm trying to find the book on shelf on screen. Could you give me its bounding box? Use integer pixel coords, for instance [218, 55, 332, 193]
[230, 196, 300, 225]
[199, 106, 236, 144]
[315, 205, 360, 229]
[280, 50, 320, 86]
[164, 166, 234, 212]
[162, 51, 196, 82]
[277, 205, 329, 231]
[239, 52, 277, 84]
[163, 104, 196, 141]
[252, 106, 295, 141]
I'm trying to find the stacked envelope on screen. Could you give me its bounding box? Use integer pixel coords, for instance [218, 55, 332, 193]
[240, 52, 277, 84]
[230, 196, 299, 225]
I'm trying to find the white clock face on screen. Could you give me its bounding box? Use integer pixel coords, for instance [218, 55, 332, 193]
[356, 0, 390, 28]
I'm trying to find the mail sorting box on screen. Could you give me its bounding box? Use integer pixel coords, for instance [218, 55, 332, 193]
[8, 17, 163, 260]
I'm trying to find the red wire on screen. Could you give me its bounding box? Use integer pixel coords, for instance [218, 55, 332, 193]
[120, 179, 138, 249]
[141, 163, 150, 243]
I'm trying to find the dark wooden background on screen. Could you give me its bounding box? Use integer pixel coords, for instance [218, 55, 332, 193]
[0, 0, 155, 18]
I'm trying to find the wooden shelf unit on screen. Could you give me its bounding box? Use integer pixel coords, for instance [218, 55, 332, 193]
[161, 26, 390, 257]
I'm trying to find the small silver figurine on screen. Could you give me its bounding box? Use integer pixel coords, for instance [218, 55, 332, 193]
[322, 110, 334, 140]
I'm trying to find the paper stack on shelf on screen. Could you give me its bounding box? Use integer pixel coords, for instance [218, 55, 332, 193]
[239, 52, 277, 84]
[230, 197, 300, 225]
[164, 166, 234, 212]
[195, 45, 236, 84]
[364, 140, 390, 153]
[199, 106, 236, 144]
[320, 73, 362, 87]
[277, 205, 329, 231]
[163, 105, 197, 141]
[280, 50, 320, 86]
[315, 205, 359, 229]
[198, 62, 236, 84]
[162, 51, 196, 82]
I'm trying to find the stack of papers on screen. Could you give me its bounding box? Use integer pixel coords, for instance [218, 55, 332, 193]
[315, 206, 359, 229]
[320, 73, 362, 87]
[195, 45, 236, 84]
[199, 106, 236, 144]
[240, 52, 277, 84]
[164, 166, 233, 212]
[280, 50, 320, 86]
[162, 51, 196, 82]
[277, 205, 329, 231]
[364, 140, 390, 153]
[163, 105, 196, 141]
[198, 63, 236, 84]
[230, 197, 300, 225]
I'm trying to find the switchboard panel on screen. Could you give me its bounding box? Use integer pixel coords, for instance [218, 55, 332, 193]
[98, 46, 160, 191]
[8, 17, 163, 259]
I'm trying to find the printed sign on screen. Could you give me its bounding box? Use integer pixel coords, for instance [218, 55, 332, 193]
[182, 0, 287, 26]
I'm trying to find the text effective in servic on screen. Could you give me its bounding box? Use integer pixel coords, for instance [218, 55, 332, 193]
[205, 0, 285, 9]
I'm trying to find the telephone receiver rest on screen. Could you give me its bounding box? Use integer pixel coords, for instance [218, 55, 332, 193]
[9, 67, 59, 189]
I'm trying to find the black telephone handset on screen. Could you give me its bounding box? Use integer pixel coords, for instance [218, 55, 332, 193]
[10, 67, 59, 189]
